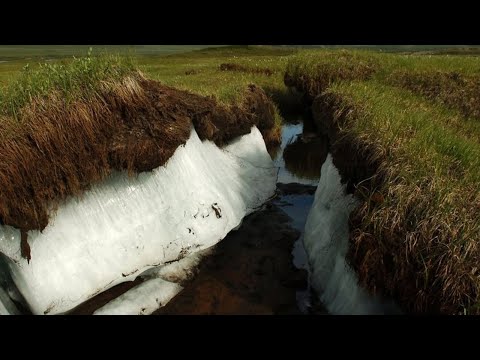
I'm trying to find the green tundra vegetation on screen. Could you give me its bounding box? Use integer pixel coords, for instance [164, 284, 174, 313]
[1, 45, 479, 314]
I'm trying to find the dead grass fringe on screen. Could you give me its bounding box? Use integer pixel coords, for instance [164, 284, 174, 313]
[311, 92, 480, 314]
[0, 73, 278, 241]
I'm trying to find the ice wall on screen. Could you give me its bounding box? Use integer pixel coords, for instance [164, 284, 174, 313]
[304, 154, 397, 314]
[0, 126, 277, 315]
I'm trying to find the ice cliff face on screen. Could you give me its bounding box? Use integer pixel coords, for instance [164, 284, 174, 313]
[0, 126, 277, 315]
[304, 154, 397, 315]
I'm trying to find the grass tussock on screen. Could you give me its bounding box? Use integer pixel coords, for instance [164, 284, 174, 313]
[314, 82, 480, 314]
[285, 49, 480, 314]
[0, 51, 137, 120]
[284, 50, 378, 101]
[0, 53, 279, 242]
[387, 70, 480, 119]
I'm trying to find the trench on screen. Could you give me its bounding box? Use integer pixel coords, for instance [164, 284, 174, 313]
[0, 100, 395, 316]
[270, 115, 327, 314]
[1, 112, 387, 315]
[153, 108, 400, 315]
[153, 113, 330, 315]
[1, 116, 325, 315]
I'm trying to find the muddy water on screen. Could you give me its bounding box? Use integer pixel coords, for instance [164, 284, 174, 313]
[271, 117, 328, 314]
[273, 190, 315, 313]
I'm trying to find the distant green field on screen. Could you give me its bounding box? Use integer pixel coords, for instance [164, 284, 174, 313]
[0, 45, 294, 90]
[1, 45, 479, 88]
[0, 45, 221, 60]
[0, 45, 302, 121]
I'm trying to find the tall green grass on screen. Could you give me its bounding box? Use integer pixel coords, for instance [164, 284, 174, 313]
[335, 81, 480, 313]
[284, 50, 379, 98]
[0, 51, 137, 120]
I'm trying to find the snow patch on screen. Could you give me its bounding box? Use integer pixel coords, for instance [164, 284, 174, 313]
[0, 126, 276, 315]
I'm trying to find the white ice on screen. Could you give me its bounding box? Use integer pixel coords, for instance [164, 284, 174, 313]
[304, 154, 397, 314]
[92, 247, 212, 315]
[0, 126, 277, 315]
[141, 247, 213, 284]
[93, 278, 183, 315]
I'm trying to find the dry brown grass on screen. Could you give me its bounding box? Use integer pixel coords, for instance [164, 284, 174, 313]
[0, 72, 279, 248]
[284, 50, 480, 313]
[310, 85, 480, 314]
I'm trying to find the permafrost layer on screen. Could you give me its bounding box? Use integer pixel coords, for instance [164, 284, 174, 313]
[0, 126, 277, 315]
[304, 154, 398, 315]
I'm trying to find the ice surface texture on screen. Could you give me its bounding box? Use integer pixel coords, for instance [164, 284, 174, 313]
[0, 126, 277, 315]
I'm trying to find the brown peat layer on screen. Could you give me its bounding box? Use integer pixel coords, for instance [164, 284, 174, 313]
[0, 72, 280, 251]
[285, 54, 480, 314]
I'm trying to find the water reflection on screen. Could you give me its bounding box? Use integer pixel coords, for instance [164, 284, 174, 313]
[270, 114, 331, 313]
[283, 135, 328, 181]
[272, 116, 328, 185]
[273, 193, 316, 313]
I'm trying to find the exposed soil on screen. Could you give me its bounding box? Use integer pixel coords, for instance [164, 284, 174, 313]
[262, 86, 307, 119]
[154, 196, 308, 315]
[306, 91, 412, 312]
[309, 87, 478, 314]
[285, 76, 402, 311]
[0, 73, 280, 260]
